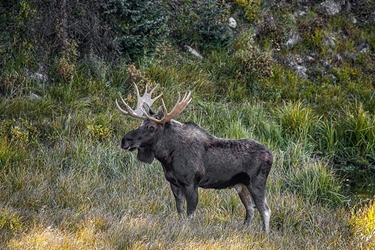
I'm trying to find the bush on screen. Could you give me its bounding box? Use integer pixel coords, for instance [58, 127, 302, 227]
[233, 0, 261, 23]
[234, 46, 275, 82]
[166, 0, 233, 50]
[1, 0, 169, 66]
[193, 0, 233, 49]
[103, 0, 169, 62]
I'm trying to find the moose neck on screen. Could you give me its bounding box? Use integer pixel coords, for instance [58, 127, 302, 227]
[152, 120, 216, 165]
[152, 120, 186, 165]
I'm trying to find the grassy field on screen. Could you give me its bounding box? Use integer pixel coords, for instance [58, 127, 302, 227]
[1, 70, 374, 248]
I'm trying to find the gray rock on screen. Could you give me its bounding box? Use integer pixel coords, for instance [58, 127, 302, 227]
[32, 73, 49, 83]
[320, 0, 342, 16]
[358, 44, 369, 54]
[285, 32, 301, 48]
[287, 53, 308, 79]
[295, 65, 308, 79]
[228, 17, 237, 29]
[325, 36, 336, 47]
[184, 45, 203, 60]
[30, 92, 42, 100]
[306, 55, 315, 62]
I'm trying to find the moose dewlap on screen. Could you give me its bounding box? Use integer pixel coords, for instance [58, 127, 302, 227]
[116, 84, 273, 233]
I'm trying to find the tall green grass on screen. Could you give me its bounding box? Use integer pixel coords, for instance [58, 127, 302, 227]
[2, 45, 375, 248]
[0, 77, 363, 248]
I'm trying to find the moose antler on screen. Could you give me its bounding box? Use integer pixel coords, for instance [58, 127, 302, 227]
[144, 91, 192, 124]
[116, 83, 162, 119]
[116, 83, 191, 123]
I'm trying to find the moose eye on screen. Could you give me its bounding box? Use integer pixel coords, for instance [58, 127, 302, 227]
[148, 126, 155, 132]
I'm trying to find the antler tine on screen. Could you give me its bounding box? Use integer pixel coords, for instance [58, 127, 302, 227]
[115, 99, 126, 114]
[116, 83, 162, 119]
[144, 91, 192, 124]
[116, 97, 144, 119]
[161, 92, 181, 115]
[135, 83, 162, 112]
[149, 85, 163, 103]
[134, 82, 141, 99]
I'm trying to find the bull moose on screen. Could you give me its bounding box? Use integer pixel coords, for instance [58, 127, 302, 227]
[116, 84, 273, 233]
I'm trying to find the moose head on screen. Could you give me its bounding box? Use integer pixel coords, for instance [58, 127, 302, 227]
[116, 84, 191, 163]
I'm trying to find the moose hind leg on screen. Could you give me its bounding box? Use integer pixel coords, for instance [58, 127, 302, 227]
[170, 183, 186, 220]
[261, 198, 271, 233]
[247, 183, 271, 233]
[235, 184, 256, 226]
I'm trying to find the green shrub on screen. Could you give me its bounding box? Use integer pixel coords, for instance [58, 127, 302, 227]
[103, 0, 169, 62]
[166, 0, 232, 50]
[232, 31, 277, 99]
[234, 0, 261, 23]
[54, 40, 79, 82]
[0, 0, 38, 67]
[0, 70, 28, 97]
[298, 12, 325, 49]
[193, 0, 233, 49]
[256, 11, 287, 48]
[234, 46, 275, 83]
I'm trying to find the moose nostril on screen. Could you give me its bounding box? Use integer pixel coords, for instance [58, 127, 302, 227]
[121, 138, 130, 148]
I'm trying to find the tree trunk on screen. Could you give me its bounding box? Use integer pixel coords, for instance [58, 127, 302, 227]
[61, 0, 68, 49]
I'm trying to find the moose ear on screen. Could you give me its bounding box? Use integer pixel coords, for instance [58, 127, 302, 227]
[156, 106, 164, 119]
[137, 147, 155, 164]
[142, 103, 155, 116]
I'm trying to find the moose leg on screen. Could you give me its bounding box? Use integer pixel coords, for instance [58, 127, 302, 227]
[247, 182, 271, 234]
[183, 184, 198, 219]
[234, 184, 256, 226]
[170, 183, 186, 219]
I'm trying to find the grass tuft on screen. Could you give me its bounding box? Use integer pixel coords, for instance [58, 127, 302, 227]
[350, 200, 375, 249]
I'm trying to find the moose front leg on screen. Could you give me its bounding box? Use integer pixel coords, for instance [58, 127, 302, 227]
[170, 183, 186, 220]
[184, 184, 198, 219]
